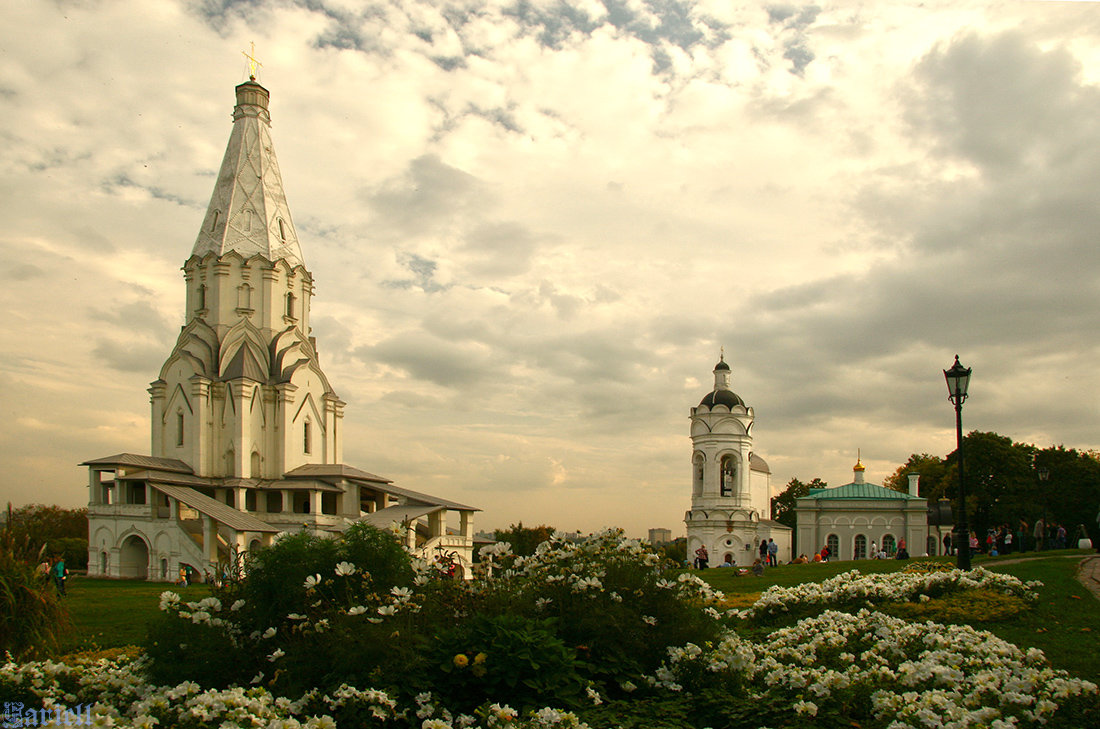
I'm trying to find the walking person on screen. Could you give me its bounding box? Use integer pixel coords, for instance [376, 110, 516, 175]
[767, 538, 778, 567]
[759, 539, 768, 565]
[53, 558, 68, 596]
[1033, 518, 1045, 552]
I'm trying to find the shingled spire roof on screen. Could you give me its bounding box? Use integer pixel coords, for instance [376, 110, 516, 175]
[192, 79, 305, 268]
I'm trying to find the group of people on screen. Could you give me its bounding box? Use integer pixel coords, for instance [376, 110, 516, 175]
[941, 518, 1082, 557]
[692, 538, 781, 572]
[36, 558, 69, 595]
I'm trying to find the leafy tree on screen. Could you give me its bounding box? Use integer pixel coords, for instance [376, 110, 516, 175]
[938, 432, 1035, 535]
[493, 522, 556, 556]
[770, 478, 827, 530]
[884, 454, 946, 497]
[1033, 446, 1100, 546]
[4, 504, 88, 569]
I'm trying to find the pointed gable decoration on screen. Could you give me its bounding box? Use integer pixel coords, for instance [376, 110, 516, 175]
[192, 80, 305, 268]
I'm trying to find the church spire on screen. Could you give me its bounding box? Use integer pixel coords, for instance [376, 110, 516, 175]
[191, 78, 305, 268]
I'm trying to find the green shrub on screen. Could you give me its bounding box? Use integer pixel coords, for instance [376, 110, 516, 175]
[431, 613, 585, 713]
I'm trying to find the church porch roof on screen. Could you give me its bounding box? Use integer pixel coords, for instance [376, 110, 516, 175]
[80, 453, 193, 474]
[151, 483, 281, 533]
[805, 482, 926, 501]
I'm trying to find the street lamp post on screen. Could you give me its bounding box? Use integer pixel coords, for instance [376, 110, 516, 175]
[944, 355, 972, 570]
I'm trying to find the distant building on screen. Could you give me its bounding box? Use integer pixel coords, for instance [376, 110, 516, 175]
[83, 77, 478, 581]
[794, 460, 953, 560]
[648, 528, 673, 545]
[684, 355, 792, 566]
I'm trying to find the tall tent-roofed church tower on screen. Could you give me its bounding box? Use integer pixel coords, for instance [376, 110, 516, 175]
[685, 353, 791, 567]
[158, 77, 334, 479]
[83, 75, 478, 582]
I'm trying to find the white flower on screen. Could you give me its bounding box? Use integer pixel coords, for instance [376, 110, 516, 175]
[794, 700, 818, 716]
[377, 605, 397, 616]
[642, 615, 658, 626]
[391, 586, 413, 599]
[304, 573, 322, 589]
[230, 599, 246, 611]
[347, 606, 368, 616]
[267, 648, 285, 662]
[335, 561, 356, 576]
[262, 627, 277, 639]
[250, 671, 264, 684]
[158, 591, 181, 611]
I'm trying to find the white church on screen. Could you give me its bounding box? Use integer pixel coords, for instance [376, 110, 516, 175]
[83, 76, 478, 581]
[685, 356, 792, 566]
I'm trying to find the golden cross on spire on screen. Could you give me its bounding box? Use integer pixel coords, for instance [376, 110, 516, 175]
[242, 41, 263, 81]
[720, 346, 725, 361]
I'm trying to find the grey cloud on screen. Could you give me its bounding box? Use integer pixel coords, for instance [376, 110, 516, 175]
[905, 31, 1097, 170]
[92, 339, 168, 373]
[365, 154, 485, 238]
[461, 221, 537, 279]
[1, 263, 45, 281]
[356, 332, 503, 388]
[90, 301, 173, 337]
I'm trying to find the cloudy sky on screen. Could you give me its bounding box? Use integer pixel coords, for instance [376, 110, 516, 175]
[2, 0, 1098, 537]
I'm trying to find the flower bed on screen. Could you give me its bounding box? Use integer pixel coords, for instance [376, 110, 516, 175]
[737, 566, 1040, 622]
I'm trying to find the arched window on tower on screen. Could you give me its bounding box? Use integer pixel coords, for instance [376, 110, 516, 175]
[211, 210, 220, 232]
[720, 455, 737, 498]
[692, 453, 704, 497]
[278, 218, 287, 242]
[176, 411, 184, 447]
[197, 284, 207, 311]
[303, 420, 312, 455]
[285, 292, 296, 319]
[250, 451, 261, 478]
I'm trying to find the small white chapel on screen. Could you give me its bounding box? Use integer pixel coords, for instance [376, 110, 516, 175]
[794, 459, 953, 560]
[684, 355, 792, 566]
[83, 75, 478, 581]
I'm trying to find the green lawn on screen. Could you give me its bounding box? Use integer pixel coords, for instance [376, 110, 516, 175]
[697, 551, 1100, 683]
[57, 577, 210, 654]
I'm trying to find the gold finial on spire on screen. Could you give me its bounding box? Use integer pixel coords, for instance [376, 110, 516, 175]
[854, 448, 865, 472]
[242, 41, 263, 82]
[720, 346, 725, 361]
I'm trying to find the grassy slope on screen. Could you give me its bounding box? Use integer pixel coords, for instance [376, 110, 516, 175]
[699, 552, 1100, 683]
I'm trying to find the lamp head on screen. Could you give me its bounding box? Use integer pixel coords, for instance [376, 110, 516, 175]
[943, 355, 972, 405]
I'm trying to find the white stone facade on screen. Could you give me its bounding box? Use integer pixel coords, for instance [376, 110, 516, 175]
[84, 79, 478, 581]
[684, 357, 792, 567]
[795, 469, 953, 560]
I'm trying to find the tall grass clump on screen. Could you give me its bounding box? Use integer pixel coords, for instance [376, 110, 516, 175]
[0, 528, 69, 658]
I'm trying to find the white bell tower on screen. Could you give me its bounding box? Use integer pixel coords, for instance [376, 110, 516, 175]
[685, 352, 783, 566]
